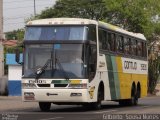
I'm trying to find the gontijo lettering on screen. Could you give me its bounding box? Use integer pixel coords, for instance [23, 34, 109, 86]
[124, 61, 137, 70]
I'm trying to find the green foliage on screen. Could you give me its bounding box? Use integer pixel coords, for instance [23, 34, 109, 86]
[5, 29, 25, 42]
[104, 0, 160, 39]
[22, 0, 160, 94]
[148, 56, 160, 94]
[4, 29, 24, 74]
[35, 0, 160, 40]
[37, 0, 107, 20]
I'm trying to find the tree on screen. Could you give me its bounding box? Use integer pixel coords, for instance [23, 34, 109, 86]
[31, 0, 160, 93]
[37, 0, 107, 20]
[36, 0, 160, 39]
[104, 0, 160, 39]
[104, 0, 160, 93]
[5, 29, 25, 42]
[147, 24, 160, 94]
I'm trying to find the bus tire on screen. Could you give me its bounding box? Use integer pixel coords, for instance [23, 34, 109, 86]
[119, 84, 138, 106]
[137, 83, 141, 98]
[129, 85, 138, 106]
[119, 100, 126, 106]
[92, 85, 104, 110]
[39, 102, 51, 112]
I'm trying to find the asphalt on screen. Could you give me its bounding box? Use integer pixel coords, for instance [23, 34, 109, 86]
[0, 96, 160, 120]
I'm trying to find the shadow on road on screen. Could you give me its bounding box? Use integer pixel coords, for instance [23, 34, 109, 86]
[37, 104, 137, 113]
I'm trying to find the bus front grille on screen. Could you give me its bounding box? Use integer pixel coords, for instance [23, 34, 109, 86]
[37, 84, 50, 87]
[54, 84, 68, 87]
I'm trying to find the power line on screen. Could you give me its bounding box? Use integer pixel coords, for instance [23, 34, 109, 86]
[4, 21, 25, 25]
[4, 0, 30, 4]
[4, 15, 31, 20]
[4, 12, 33, 16]
[4, 0, 50, 4]
[3, 0, 55, 32]
[5, 3, 52, 10]
[34, 0, 36, 16]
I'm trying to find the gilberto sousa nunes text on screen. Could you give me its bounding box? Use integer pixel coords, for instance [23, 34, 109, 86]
[103, 114, 159, 120]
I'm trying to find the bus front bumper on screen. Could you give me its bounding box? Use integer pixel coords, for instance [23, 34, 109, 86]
[22, 89, 89, 103]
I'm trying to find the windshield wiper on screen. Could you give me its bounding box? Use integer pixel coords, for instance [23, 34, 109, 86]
[56, 57, 70, 80]
[35, 59, 51, 79]
[34, 49, 69, 80]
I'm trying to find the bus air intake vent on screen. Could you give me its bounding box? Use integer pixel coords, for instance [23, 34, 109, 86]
[54, 84, 68, 87]
[37, 84, 50, 87]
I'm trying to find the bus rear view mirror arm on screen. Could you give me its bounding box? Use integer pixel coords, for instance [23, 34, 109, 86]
[15, 48, 23, 65]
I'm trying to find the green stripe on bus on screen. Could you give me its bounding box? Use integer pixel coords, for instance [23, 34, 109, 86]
[106, 55, 116, 100]
[52, 80, 69, 84]
[111, 56, 121, 99]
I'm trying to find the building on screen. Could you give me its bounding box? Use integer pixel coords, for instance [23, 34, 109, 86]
[3, 40, 18, 47]
[6, 53, 22, 96]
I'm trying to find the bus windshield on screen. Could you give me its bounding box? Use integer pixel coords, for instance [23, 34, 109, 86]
[24, 26, 87, 41]
[24, 44, 87, 79]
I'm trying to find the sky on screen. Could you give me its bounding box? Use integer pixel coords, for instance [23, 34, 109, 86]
[3, 0, 56, 32]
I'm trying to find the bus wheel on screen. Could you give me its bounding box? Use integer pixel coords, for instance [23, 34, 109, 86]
[92, 87, 103, 110]
[129, 87, 138, 106]
[119, 100, 126, 106]
[129, 93, 138, 106]
[119, 87, 138, 106]
[39, 102, 51, 112]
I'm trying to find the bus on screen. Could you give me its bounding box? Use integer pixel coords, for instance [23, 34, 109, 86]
[16, 18, 148, 111]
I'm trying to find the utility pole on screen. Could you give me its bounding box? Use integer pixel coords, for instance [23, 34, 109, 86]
[0, 0, 4, 78]
[34, 0, 36, 16]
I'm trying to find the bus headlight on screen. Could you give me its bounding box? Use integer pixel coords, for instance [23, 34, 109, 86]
[24, 92, 35, 100]
[22, 83, 37, 88]
[68, 83, 87, 89]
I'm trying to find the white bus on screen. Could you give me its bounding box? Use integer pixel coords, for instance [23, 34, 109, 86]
[16, 18, 148, 111]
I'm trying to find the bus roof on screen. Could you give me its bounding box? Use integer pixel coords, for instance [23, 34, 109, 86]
[27, 18, 146, 40]
[27, 18, 98, 26]
[98, 21, 146, 40]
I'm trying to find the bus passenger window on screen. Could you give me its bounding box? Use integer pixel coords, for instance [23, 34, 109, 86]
[111, 33, 115, 51]
[101, 31, 108, 50]
[98, 29, 103, 49]
[88, 46, 97, 81]
[99, 29, 108, 50]
[88, 25, 96, 42]
[131, 39, 137, 56]
[116, 35, 124, 53]
[137, 41, 142, 57]
[143, 42, 147, 57]
[124, 38, 130, 54]
[107, 33, 112, 50]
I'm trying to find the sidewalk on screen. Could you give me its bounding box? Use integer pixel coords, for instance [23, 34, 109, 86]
[0, 96, 37, 112]
[0, 75, 8, 95]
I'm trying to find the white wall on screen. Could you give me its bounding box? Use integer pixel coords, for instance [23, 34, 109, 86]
[8, 65, 22, 80]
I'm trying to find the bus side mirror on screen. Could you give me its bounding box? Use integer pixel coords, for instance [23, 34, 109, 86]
[15, 48, 20, 64]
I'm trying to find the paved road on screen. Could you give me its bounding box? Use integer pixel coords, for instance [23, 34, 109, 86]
[0, 96, 160, 120]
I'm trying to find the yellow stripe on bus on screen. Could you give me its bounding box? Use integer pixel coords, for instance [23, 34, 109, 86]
[70, 80, 81, 84]
[115, 56, 147, 99]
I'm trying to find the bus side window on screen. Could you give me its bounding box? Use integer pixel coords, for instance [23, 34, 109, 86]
[88, 25, 97, 42]
[131, 39, 137, 56]
[142, 42, 145, 57]
[116, 35, 124, 53]
[107, 32, 112, 51]
[143, 42, 147, 57]
[102, 31, 108, 50]
[98, 29, 103, 49]
[88, 46, 97, 81]
[111, 33, 115, 51]
[137, 41, 142, 57]
[124, 37, 130, 54]
[141, 42, 143, 57]
[99, 29, 108, 50]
